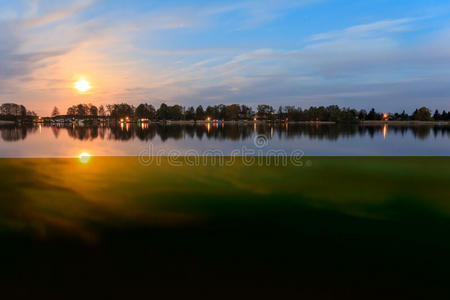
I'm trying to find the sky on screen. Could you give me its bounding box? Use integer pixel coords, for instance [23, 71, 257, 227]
[1, 0, 450, 116]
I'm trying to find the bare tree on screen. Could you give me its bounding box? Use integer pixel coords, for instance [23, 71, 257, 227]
[51, 107, 60, 117]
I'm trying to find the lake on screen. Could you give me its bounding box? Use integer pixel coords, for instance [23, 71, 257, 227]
[1, 126, 450, 297]
[0, 123, 449, 157]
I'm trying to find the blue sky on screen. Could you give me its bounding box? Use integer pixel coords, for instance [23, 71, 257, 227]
[1, 0, 450, 115]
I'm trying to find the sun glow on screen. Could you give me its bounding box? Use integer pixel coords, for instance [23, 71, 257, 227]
[74, 79, 91, 92]
[79, 152, 91, 163]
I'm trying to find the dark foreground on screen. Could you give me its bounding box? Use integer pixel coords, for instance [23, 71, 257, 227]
[1, 157, 450, 299]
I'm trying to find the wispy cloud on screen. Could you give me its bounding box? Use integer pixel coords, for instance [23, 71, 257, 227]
[23, 0, 94, 28]
[310, 18, 418, 41]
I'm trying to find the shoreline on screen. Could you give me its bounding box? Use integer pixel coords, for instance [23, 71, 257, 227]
[4, 120, 449, 126]
[360, 120, 450, 125]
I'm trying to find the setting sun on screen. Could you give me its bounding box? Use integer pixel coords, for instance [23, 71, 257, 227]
[74, 79, 91, 93]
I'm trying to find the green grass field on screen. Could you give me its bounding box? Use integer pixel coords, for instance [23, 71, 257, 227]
[1, 157, 450, 298]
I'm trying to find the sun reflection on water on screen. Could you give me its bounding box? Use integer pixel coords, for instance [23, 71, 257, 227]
[79, 152, 91, 163]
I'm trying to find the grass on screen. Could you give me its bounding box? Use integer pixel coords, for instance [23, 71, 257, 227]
[0, 157, 449, 299]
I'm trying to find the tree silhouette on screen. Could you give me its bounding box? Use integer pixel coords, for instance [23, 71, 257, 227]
[98, 105, 105, 117]
[413, 107, 432, 121]
[433, 110, 441, 121]
[51, 106, 60, 117]
[195, 105, 205, 120]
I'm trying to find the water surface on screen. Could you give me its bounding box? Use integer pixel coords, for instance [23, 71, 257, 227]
[0, 123, 449, 157]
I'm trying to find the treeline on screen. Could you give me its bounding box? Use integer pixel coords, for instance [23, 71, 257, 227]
[65, 104, 106, 117]
[0, 103, 37, 121]
[60, 103, 450, 122]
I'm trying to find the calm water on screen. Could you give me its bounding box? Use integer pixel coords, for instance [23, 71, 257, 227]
[0, 123, 449, 157]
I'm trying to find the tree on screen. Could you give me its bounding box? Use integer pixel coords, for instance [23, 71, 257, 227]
[413, 107, 432, 121]
[216, 104, 226, 120]
[106, 104, 114, 117]
[157, 103, 169, 120]
[285, 106, 300, 121]
[136, 104, 149, 119]
[257, 105, 274, 119]
[195, 105, 205, 120]
[358, 109, 367, 121]
[433, 110, 441, 121]
[51, 107, 60, 117]
[1, 103, 24, 116]
[134, 103, 155, 119]
[106, 103, 134, 119]
[205, 106, 218, 120]
[67, 106, 76, 116]
[169, 105, 184, 120]
[98, 105, 105, 117]
[367, 108, 380, 120]
[400, 110, 409, 121]
[240, 105, 253, 119]
[185, 106, 195, 120]
[76, 104, 88, 117]
[89, 104, 98, 118]
[326, 105, 340, 122]
[147, 104, 156, 120]
[20, 105, 27, 117]
[227, 104, 241, 120]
